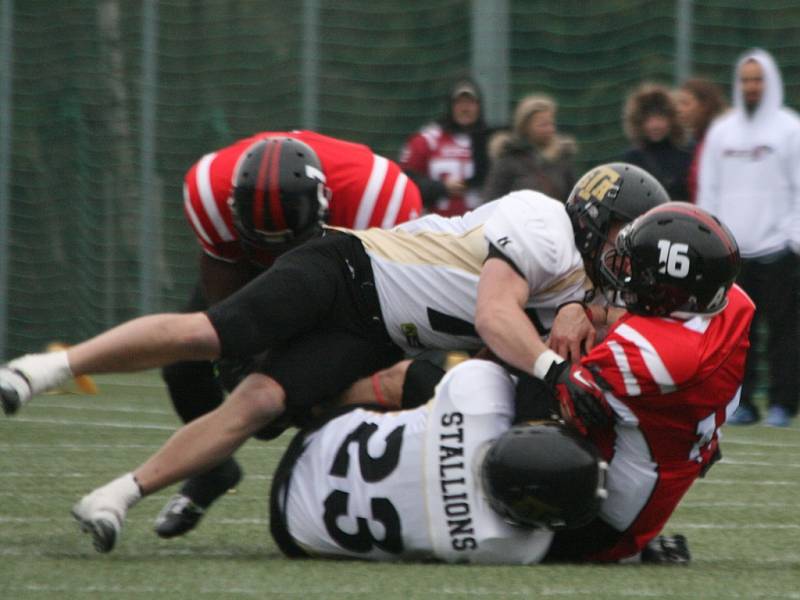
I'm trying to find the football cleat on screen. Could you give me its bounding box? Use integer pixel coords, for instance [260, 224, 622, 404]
[641, 534, 691, 565]
[154, 458, 242, 538]
[0, 367, 32, 416]
[71, 492, 126, 553]
[154, 494, 205, 539]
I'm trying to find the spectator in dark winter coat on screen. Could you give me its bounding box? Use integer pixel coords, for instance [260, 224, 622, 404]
[622, 83, 692, 201]
[483, 94, 577, 202]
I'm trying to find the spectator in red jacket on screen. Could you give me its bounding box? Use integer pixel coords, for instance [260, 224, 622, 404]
[400, 77, 493, 216]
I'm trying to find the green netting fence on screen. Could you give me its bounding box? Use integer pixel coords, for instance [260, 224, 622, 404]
[2, 0, 799, 358]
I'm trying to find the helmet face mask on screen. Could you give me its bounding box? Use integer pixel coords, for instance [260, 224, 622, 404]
[598, 203, 741, 317]
[481, 422, 608, 530]
[229, 137, 330, 257]
[567, 163, 670, 291]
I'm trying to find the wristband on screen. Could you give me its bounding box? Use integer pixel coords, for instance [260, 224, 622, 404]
[371, 372, 389, 407]
[532, 349, 564, 380]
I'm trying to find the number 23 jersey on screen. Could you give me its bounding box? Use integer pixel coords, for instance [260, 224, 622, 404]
[281, 360, 553, 564]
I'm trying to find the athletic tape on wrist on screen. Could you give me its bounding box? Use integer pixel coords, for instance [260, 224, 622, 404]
[532, 349, 564, 380]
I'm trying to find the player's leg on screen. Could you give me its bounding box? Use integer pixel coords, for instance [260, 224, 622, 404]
[1, 312, 220, 415]
[156, 232, 394, 536]
[155, 284, 242, 538]
[335, 357, 447, 411]
[72, 371, 286, 552]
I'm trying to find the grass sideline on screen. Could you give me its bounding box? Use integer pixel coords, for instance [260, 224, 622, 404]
[0, 373, 798, 600]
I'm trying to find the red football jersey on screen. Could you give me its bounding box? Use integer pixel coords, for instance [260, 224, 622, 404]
[582, 284, 754, 561]
[183, 130, 422, 263]
[400, 123, 481, 217]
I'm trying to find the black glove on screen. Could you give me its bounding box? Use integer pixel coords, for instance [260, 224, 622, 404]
[544, 360, 612, 434]
[641, 534, 691, 565]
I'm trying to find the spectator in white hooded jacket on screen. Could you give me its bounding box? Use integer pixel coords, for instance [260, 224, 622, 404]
[698, 48, 800, 427]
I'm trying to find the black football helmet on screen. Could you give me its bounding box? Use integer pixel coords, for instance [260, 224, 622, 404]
[229, 137, 330, 255]
[599, 202, 741, 317]
[481, 422, 608, 530]
[566, 163, 670, 288]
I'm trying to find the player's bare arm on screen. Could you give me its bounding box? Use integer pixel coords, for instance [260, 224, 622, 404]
[475, 257, 552, 377]
[335, 359, 412, 411]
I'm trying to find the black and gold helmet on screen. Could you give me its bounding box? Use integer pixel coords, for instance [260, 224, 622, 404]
[566, 163, 669, 288]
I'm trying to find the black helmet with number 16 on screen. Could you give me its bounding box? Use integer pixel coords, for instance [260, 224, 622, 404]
[599, 202, 741, 317]
[566, 163, 670, 288]
[229, 137, 330, 256]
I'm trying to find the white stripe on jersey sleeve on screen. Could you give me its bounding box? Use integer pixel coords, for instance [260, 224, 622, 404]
[183, 182, 214, 246]
[682, 315, 712, 334]
[615, 324, 676, 394]
[381, 171, 409, 228]
[607, 340, 642, 396]
[604, 391, 639, 426]
[354, 154, 389, 229]
[196, 152, 235, 241]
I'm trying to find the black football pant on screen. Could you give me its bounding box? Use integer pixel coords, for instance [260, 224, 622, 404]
[161, 285, 225, 424]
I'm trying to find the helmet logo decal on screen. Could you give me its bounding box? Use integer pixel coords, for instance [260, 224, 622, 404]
[576, 166, 621, 202]
[708, 286, 727, 310]
[656, 240, 690, 278]
[305, 163, 326, 183]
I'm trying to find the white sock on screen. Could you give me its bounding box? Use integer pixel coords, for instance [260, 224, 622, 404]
[8, 351, 73, 395]
[94, 473, 143, 510]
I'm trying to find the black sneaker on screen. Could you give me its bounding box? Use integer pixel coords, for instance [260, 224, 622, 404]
[641, 534, 690, 565]
[154, 458, 242, 538]
[154, 494, 205, 539]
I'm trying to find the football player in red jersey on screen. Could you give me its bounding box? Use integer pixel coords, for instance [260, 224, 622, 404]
[182, 129, 422, 303]
[160, 132, 423, 536]
[544, 202, 752, 562]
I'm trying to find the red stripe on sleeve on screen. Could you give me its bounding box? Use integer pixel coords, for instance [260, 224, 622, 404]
[268, 140, 287, 231]
[252, 142, 273, 231]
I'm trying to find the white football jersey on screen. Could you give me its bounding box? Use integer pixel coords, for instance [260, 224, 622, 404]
[283, 360, 553, 564]
[338, 191, 589, 354]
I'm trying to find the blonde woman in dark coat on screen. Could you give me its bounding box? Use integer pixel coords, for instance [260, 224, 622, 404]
[484, 95, 577, 202]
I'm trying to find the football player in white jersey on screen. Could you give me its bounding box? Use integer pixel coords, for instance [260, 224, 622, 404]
[269, 359, 607, 564]
[1, 164, 667, 552]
